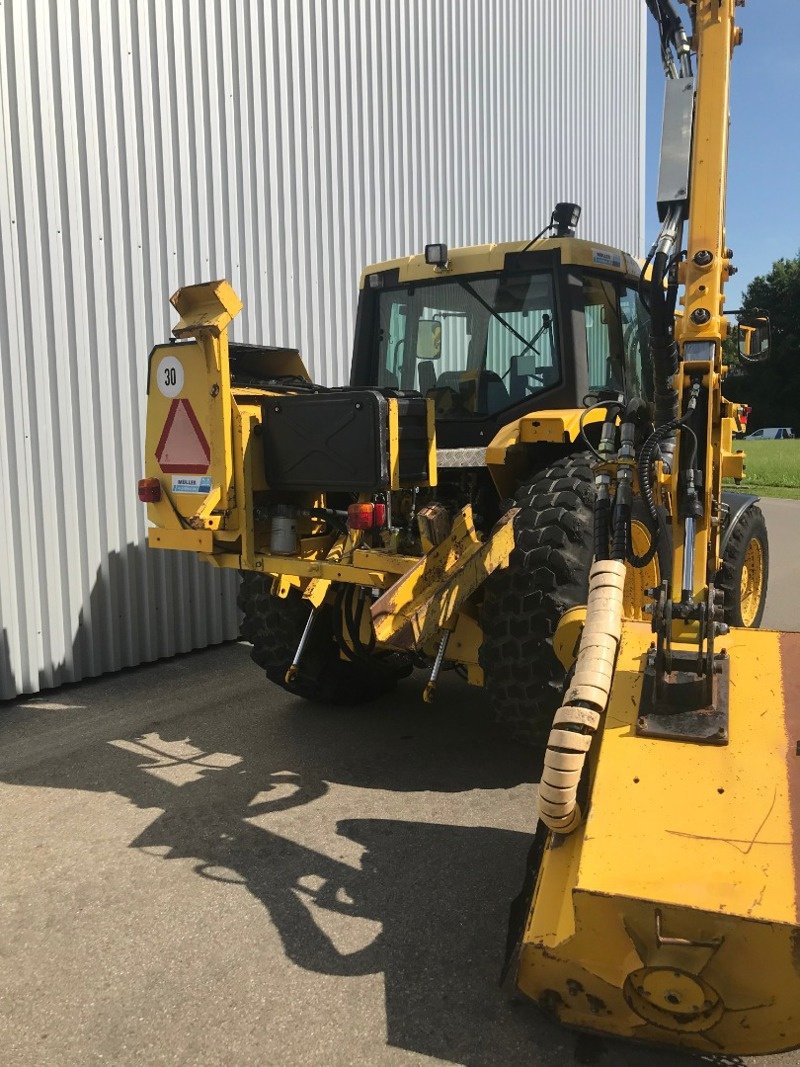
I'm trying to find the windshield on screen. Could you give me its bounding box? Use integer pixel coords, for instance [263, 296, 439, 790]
[373, 272, 560, 417]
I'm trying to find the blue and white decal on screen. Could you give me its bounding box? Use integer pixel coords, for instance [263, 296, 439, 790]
[591, 248, 623, 269]
[172, 475, 212, 494]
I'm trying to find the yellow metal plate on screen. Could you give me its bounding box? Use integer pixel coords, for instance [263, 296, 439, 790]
[147, 527, 213, 553]
[582, 627, 796, 921]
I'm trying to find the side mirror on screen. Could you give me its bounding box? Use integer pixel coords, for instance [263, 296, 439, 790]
[736, 311, 771, 363]
[416, 319, 442, 360]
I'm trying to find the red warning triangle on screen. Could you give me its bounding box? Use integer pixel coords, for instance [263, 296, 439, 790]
[155, 399, 211, 474]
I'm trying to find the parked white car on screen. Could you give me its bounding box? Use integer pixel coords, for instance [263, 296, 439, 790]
[745, 427, 795, 440]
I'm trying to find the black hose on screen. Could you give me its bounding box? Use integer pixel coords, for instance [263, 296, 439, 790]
[627, 399, 697, 573]
[611, 500, 629, 563]
[594, 495, 611, 562]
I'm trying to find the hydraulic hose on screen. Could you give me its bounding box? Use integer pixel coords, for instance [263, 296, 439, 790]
[593, 494, 611, 562]
[537, 559, 626, 834]
[646, 208, 683, 469]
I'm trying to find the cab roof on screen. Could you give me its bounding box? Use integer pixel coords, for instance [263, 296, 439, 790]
[359, 237, 642, 288]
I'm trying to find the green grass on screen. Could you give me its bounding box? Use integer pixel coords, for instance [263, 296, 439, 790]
[724, 439, 800, 500]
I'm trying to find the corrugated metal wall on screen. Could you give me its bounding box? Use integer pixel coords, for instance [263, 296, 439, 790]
[0, 0, 645, 700]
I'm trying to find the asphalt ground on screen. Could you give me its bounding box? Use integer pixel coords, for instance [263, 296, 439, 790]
[1, 497, 798, 1066]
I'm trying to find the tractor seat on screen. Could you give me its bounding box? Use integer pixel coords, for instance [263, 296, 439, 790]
[433, 370, 510, 414]
[509, 355, 558, 402]
[417, 360, 437, 395]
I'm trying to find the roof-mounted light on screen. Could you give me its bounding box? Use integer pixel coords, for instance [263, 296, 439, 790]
[424, 243, 449, 268]
[552, 202, 581, 238]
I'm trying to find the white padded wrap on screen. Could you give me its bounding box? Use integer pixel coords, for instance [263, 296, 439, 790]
[537, 559, 626, 833]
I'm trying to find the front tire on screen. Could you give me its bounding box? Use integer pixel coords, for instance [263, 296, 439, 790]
[238, 574, 403, 704]
[718, 504, 769, 628]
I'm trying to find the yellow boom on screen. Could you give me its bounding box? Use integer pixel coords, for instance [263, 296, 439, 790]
[511, 1, 800, 1053]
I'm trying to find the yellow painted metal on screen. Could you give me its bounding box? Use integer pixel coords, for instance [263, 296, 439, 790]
[485, 409, 605, 464]
[485, 408, 605, 496]
[145, 281, 244, 534]
[271, 574, 299, 599]
[387, 396, 401, 491]
[371, 507, 517, 649]
[513, 622, 800, 1055]
[199, 551, 404, 588]
[147, 527, 213, 553]
[739, 535, 764, 628]
[671, 0, 739, 596]
[231, 405, 257, 568]
[519, 410, 604, 445]
[426, 397, 438, 488]
[171, 279, 243, 337]
[552, 606, 586, 672]
[389, 394, 437, 489]
[446, 609, 483, 667]
[145, 339, 226, 530]
[350, 548, 420, 575]
[360, 237, 637, 289]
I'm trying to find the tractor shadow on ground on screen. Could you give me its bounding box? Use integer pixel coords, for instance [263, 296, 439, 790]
[0, 644, 746, 1067]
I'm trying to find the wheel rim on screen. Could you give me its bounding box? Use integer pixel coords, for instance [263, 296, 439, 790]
[739, 536, 764, 627]
[624, 521, 660, 621]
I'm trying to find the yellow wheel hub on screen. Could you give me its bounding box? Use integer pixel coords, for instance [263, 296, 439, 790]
[624, 520, 660, 621]
[739, 536, 764, 627]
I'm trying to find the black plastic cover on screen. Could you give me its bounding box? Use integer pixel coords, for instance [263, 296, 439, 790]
[394, 394, 430, 484]
[261, 389, 389, 493]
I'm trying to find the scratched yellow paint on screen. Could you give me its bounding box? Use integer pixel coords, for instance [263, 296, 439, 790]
[581, 623, 796, 924]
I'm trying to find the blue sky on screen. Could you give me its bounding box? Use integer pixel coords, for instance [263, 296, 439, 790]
[645, 1, 800, 305]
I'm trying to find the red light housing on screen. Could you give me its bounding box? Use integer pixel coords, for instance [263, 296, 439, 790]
[347, 502, 375, 530]
[138, 478, 162, 503]
[373, 502, 387, 528]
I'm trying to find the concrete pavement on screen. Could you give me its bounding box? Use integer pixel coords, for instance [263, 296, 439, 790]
[759, 498, 800, 631]
[1, 498, 799, 1065]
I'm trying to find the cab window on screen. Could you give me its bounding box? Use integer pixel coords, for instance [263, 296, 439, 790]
[581, 274, 652, 403]
[372, 271, 560, 417]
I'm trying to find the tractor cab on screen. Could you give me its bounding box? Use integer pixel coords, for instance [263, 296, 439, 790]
[350, 234, 652, 450]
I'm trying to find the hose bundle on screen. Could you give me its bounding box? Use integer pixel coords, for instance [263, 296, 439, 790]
[537, 559, 626, 834]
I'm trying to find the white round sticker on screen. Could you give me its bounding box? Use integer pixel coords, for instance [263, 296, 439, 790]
[156, 354, 185, 398]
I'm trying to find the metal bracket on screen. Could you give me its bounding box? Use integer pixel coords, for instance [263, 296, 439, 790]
[637, 648, 729, 745]
[655, 910, 723, 950]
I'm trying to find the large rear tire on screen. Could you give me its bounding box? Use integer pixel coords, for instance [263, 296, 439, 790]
[238, 574, 405, 705]
[479, 453, 597, 747]
[479, 452, 667, 746]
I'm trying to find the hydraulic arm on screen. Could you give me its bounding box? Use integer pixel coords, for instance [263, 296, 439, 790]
[510, 2, 800, 1054]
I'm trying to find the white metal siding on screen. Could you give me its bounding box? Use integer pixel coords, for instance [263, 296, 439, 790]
[0, 0, 645, 700]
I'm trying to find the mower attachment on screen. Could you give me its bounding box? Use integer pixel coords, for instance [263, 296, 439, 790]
[511, 622, 800, 1056]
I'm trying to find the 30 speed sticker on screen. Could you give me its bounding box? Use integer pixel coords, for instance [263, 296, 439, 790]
[156, 355, 185, 398]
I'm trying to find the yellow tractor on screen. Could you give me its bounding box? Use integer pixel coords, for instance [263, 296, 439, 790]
[140, 0, 799, 1054]
[139, 232, 765, 748]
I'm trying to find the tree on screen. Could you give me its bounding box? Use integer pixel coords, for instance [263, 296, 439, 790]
[723, 251, 800, 432]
